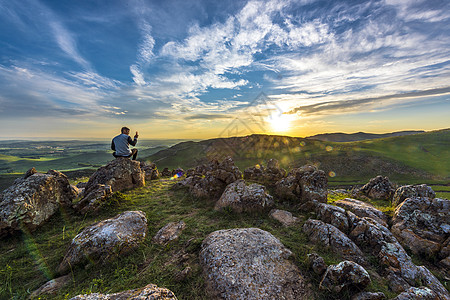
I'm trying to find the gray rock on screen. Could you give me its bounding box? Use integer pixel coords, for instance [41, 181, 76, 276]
[74, 184, 113, 214]
[30, 275, 72, 298]
[269, 209, 299, 227]
[358, 175, 395, 200]
[335, 198, 388, 227]
[174, 157, 242, 200]
[303, 219, 367, 266]
[319, 260, 371, 293]
[392, 197, 449, 260]
[275, 165, 327, 203]
[351, 291, 386, 300]
[243, 159, 286, 185]
[314, 202, 354, 234]
[74, 158, 144, 213]
[200, 228, 310, 299]
[69, 283, 177, 299]
[215, 180, 274, 213]
[392, 184, 435, 207]
[152, 221, 185, 245]
[0, 170, 75, 237]
[307, 253, 327, 275]
[58, 211, 147, 274]
[391, 287, 440, 300]
[140, 161, 160, 181]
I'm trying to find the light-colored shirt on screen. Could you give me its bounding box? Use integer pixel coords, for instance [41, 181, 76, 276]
[111, 134, 137, 156]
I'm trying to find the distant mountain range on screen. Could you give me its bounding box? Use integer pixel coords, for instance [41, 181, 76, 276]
[306, 130, 425, 142]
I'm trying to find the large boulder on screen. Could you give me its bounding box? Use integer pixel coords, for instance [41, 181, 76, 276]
[69, 283, 177, 299]
[199, 228, 310, 299]
[319, 260, 371, 293]
[243, 159, 286, 185]
[358, 176, 395, 200]
[392, 197, 449, 264]
[335, 198, 388, 227]
[392, 184, 435, 207]
[58, 211, 147, 274]
[74, 158, 144, 213]
[215, 180, 274, 213]
[275, 165, 327, 203]
[303, 219, 367, 266]
[174, 157, 242, 200]
[0, 169, 75, 237]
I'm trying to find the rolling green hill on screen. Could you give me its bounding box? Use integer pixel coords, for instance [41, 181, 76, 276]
[147, 129, 450, 181]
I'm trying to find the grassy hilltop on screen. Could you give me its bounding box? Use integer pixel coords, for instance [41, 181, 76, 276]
[148, 129, 450, 183]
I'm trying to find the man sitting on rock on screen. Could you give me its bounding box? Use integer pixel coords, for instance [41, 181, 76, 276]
[111, 127, 138, 160]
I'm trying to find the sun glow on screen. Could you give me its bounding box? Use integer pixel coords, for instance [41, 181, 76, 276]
[267, 112, 295, 133]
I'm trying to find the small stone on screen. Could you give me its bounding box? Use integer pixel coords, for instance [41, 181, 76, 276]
[269, 209, 299, 227]
[152, 221, 186, 245]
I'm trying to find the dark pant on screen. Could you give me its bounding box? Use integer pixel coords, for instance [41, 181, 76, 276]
[113, 149, 138, 160]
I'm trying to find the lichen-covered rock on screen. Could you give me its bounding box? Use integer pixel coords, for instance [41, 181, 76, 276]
[307, 253, 328, 275]
[74, 184, 113, 214]
[215, 180, 274, 213]
[58, 211, 147, 274]
[358, 176, 395, 200]
[174, 157, 242, 200]
[335, 198, 388, 227]
[319, 260, 371, 293]
[275, 165, 327, 203]
[392, 184, 435, 207]
[303, 219, 367, 266]
[152, 221, 185, 245]
[243, 159, 286, 185]
[69, 283, 177, 300]
[348, 217, 449, 297]
[140, 161, 160, 181]
[0, 170, 75, 237]
[392, 197, 449, 260]
[313, 202, 356, 234]
[391, 287, 439, 300]
[200, 228, 310, 299]
[269, 209, 299, 227]
[74, 158, 144, 213]
[351, 291, 386, 300]
[30, 275, 71, 298]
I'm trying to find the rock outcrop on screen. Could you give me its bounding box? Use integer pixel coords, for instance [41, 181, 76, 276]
[74, 158, 145, 213]
[243, 159, 286, 185]
[199, 228, 309, 299]
[351, 292, 386, 300]
[58, 211, 147, 274]
[69, 283, 177, 300]
[140, 161, 160, 181]
[174, 157, 242, 200]
[392, 184, 436, 207]
[161, 168, 171, 177]
[358, 175, 395, 200]
[0, 169, 75, 237]
[214, 180, 274, 213]
[319, 260, 371, 293]
[335, 198, 388, 227]
[303, 219, 367, 266]
[275, 165, 327, 203]
[392, 197, 449, 263]
[391, 287, 440, 300]
[152, 221, 186, 245]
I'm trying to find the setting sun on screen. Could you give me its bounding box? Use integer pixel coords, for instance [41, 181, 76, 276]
[267, 112, 295, 133]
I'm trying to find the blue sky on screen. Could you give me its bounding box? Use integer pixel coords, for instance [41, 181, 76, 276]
[0, 0, 449, 139]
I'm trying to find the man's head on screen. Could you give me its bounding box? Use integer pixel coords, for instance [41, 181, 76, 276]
[121, 127, 130, 135]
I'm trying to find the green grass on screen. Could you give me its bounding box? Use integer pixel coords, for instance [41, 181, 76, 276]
[0, 178, 417, 299]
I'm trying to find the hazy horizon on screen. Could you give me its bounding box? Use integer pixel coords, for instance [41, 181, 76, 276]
[1, 0, 449, 139]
